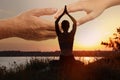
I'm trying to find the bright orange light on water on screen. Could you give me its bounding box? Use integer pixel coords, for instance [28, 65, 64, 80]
[84, 57, 91, 61]
[79, 57, 97, 65]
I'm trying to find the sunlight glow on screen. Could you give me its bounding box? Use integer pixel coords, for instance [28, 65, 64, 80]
[80, 57, 97, 65]
[78, 31, 101, 47]
[74, 24, 104, 50]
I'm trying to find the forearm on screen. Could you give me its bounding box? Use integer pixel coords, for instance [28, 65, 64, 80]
[55, 24, 61, 35]
[105, 0, 120, 8]
[68, 14, 76, 26]
[56, 15, 62, 22]
[0, 18, 16, 39]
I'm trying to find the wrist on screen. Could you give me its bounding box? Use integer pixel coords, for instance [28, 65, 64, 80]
[0, 17, 17, 39]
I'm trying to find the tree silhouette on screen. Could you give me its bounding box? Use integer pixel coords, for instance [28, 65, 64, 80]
[101, 27, 120, 51]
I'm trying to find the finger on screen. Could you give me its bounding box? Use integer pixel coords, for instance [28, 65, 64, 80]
[45, 31, 56, 38]
[36, 19, 55, 31]
[77, 12, 96, 26]
[37, 35, 56, 41]
[29, 37, 55, 41]
[46, 27, 55, 31]
[31, 31, 56, 41]
[38, 26, 55, 31]
[54, 8, 64, 19]
[45, 20, 55, 31]
[38, 30, 56, 36]
[54, 1, 83, 18]
[39, 31, 56, 39]
[32, 8, 57, 17]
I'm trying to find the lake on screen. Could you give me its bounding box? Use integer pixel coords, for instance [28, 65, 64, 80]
[0, 57, 102, 68]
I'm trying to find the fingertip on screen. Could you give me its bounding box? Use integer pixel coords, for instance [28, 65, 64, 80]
[48, 8, 58, 14]
[77, 22, 80, 26]
[54, 8, 64, 19]
[51, 8, 58, 12]
[54, 15, 58, 19]
[54, 11, 61, 19]
[33, 8, 58, 16]
[53, 12, 59, 19]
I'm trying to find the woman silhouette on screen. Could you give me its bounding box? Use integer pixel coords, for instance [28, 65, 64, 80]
[55, 5, 76, 61]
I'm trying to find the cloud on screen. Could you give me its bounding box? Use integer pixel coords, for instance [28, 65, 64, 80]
[0, 9, 14, 14]
[0, 9, 15, 19]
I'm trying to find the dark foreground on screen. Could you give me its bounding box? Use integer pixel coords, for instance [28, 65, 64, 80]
[0, 55, 120, 80]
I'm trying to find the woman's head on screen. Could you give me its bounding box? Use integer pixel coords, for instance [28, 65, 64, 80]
[61, 20, 70, 32]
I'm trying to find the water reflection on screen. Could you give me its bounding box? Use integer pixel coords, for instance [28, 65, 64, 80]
[77, 57, 102, 65]
[0, 57, 102, 68]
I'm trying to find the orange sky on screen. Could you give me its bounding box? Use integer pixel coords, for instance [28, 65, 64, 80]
[0, 0, 120, 51]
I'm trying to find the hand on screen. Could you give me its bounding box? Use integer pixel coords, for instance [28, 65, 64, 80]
[11, 8, 57, 41]
[54, 0, 120, 25]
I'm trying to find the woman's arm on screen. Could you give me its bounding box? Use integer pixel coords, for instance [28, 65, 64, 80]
[65, 6, 76, 34]
[55, 7, 66, 35]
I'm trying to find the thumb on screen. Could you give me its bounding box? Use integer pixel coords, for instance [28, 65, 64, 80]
[33, 8, 57, 17]
[77, 12, 96, 25]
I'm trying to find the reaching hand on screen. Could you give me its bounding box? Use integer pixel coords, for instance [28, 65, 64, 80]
[14, 8, 57, 41]
[54, 0, 120, 26]
[0, 8, 57, 41]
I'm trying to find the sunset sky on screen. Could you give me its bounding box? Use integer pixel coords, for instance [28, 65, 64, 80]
[0, 0, 120, 51]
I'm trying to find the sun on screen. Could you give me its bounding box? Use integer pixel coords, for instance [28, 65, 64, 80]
[75, 27, 103, 50]
[79, 33, 100, 47]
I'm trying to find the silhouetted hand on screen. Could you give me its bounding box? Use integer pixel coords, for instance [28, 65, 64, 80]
[0, 8, 57, 41]
[54, 0, 120, 26]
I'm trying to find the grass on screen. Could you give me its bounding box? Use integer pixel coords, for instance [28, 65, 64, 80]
[0, 56, 120, 80]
